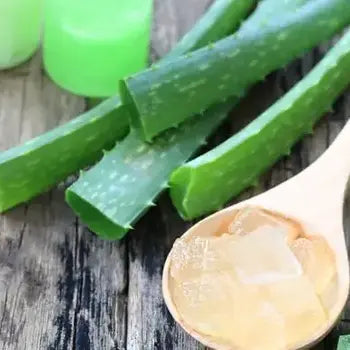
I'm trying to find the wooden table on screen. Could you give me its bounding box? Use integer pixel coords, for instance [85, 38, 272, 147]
[0, 1, 349, 349]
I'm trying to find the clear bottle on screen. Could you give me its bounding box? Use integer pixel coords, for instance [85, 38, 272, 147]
[0, 0, 42, 69]
[43, 0, 153, 98]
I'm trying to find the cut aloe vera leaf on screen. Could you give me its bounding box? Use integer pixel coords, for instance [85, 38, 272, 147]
[66, 101, 234, 239]
[120, 0, 350, 141]
[0, 0, 256, 213]
[0, 97, 129, 212]
[67, 0, 349, 240]
[65, 0, 258, 239]
[338, 335, 350, 350]
[170, 30, 350, 219]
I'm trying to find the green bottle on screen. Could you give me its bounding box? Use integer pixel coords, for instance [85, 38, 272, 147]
[0, 0, 42, 69]
[43, 0, 153, 97]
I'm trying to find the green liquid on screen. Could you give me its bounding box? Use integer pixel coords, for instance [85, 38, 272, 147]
[0, 0, 42, 69]
[43, 0, 153, 97]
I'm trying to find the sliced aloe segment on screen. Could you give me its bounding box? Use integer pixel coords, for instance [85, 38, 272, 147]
[170, 30, 350, 219]
[0, 97, 128, 212]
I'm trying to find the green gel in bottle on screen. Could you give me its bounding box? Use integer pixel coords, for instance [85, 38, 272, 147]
[0, 0, 42, 69]
[43, 0, 153, 97]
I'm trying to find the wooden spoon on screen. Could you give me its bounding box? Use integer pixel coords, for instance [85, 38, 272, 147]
[163, 120, 350, 350]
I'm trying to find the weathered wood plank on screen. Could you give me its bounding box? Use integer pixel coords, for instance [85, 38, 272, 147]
[0, 54, 84, 349]
[72, 229, 127, 350]
[127, 1, 210, 349]
[0, 53, 128, 349]
[150, 0, 212, 59]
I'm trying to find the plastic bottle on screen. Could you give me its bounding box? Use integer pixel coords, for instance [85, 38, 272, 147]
[0, 0, 42, 69]
[43, 0, 153, 97]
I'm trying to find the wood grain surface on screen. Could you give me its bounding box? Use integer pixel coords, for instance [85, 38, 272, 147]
[0, 0, 349, 349]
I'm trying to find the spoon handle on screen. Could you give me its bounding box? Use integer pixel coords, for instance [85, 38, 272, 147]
[250, 119, 350, 233]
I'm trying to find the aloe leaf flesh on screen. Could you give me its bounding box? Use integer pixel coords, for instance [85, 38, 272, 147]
[67, 0, 349, 240]
[0, 97, 129, 212]
[66, 101, 234, 239]
[170, 30, 350, 220]
[120, 0, 350, 141]
[338, 335, 350, 350]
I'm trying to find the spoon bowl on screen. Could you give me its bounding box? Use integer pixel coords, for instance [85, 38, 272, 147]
[163, 121, 350, 349]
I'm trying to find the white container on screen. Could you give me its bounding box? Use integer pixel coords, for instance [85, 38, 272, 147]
[0, 0, 42, 69]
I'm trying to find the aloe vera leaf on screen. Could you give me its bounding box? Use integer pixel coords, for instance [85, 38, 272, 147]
[0, 0, 255, 213]
[0, 97, 129, 212]
[65, 0, 258, 240]
[170, 30, 350, 220]
[338, 335, 350, 350]
[67, 0, 349, 240]
[66, 101, 234, 239]
[120, 0, 350, 141]
[162, 0, 257, 63]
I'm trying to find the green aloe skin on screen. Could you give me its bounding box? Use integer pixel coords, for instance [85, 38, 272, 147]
[66, 101, 234, 239]
[120, 0, 350, 141]
[67, 0, 350, 240]
[170, 30, 350, 220]
[0, 97, 129, 212]
[0, 0, 255, 213]
[338, 335, 350, 350]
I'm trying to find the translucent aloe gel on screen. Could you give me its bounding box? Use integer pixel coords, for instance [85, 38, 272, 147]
[0, 0, 42, 69]
[43, 0, 153, 97]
